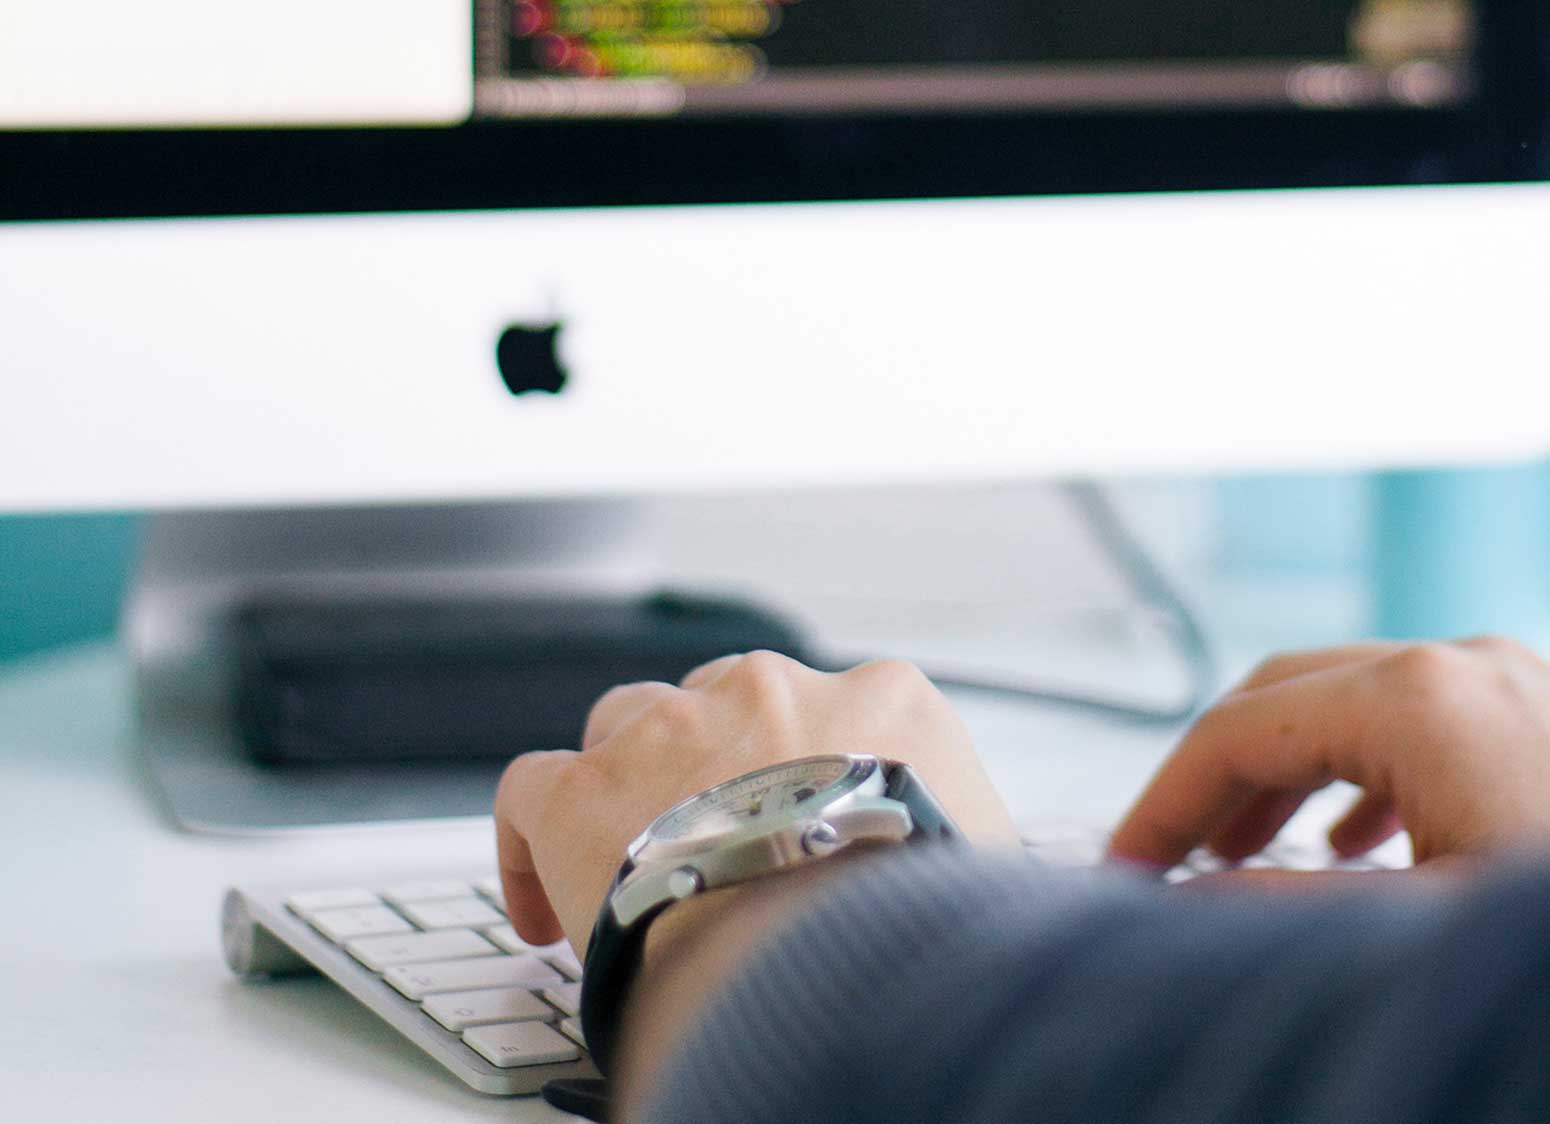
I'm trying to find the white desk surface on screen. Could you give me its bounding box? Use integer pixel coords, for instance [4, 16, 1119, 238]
[0, 640, 1193, 1121]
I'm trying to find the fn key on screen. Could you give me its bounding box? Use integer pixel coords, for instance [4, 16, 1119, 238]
[464, 1022, 580, 1068]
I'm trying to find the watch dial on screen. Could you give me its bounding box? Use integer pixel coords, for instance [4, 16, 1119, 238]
[653, 757, 859, 845]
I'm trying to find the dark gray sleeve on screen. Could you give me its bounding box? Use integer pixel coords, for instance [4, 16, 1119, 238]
[638, 847, 1550, 1124]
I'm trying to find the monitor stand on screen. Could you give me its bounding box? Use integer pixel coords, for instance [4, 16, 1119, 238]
[127, 499, 652, 834]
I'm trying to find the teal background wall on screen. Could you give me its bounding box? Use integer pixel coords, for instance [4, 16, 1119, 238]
[1373, 463, 1550, 641]
[0, 514, 140, 663]
[1213, 463, 1550, 647]
[1215, 473, 1371, 576]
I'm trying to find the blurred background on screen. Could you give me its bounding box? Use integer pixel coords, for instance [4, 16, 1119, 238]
[6, 463, 1546, 666]
[5, 0, 1550, 823]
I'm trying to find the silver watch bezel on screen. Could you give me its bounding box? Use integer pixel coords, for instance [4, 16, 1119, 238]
[628, 753, 875, 861]
[607, 753, 915, 928]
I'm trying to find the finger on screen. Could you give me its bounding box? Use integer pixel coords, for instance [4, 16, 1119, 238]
[581, 681, 679, 750]
[1107, 666, 1370, 869]
[1231, 643, 1404, 695]
[496, 818, 564, 945]
[680, 652, 745, 691]
[1327, 790, 1403, 857]
[1455, 634, 1549, 669]
[1205, 788, 1313, 862]
[494, 752, 572, 944]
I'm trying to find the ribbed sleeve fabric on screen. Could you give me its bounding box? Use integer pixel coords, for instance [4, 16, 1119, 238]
[638, 847, 1550, 1124]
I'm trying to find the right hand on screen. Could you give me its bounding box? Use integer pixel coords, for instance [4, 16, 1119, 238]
[1108, 636, 1550, 873]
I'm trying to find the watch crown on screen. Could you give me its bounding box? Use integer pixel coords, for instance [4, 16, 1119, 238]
[666, 866, 704, 900]
[801, 821, 841, 857]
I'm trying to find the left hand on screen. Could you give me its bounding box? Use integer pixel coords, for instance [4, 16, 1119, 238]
[495, 651, 1022, 1110]
[494, 650, 1020, 959]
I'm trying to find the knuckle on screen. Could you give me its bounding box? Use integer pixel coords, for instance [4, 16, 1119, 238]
[728, 649, 794, 681]
[1242, 652, 1295, 689]
[495, 757, 526, 808]
[849, 658, 945, 716]
[717, 650, 801, 704]
[680, 653, 734, 686]
[498, 749, 545, 795]
[638, 688, 700, 733]
[854, 658, 930, 690]
[520, 756, 592, 829]
[1380, 643, 1467, 696]
[1459, 633, 1530, 661]
[496, 749, 572, 815]
[588, 681, 642, 720]
[1181, 695, 1236, 748]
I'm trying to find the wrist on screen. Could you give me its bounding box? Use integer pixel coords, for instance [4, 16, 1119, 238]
[614, 848, 880, 1115]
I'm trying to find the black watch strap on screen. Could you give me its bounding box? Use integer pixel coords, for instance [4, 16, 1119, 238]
[576, 858, 657, 1081]
[573, 760, 961, 1087]
[882, 760, 960, 845]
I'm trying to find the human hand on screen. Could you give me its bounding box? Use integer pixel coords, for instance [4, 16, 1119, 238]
[495, 650, 1020, 957]
[1107, 637, 1550, 875]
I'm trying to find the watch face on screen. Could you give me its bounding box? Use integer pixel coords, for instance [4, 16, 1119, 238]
[649, 756, 868, 849]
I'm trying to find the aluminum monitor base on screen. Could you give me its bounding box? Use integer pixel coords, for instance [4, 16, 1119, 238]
[128, 500, 650, 834]
[139, 674, 508, 833]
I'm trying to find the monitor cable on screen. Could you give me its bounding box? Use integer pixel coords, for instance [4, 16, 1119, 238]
[819, 481, 1219, 726]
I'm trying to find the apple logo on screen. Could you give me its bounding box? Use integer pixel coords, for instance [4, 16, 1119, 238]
[496, 322, 569, 396]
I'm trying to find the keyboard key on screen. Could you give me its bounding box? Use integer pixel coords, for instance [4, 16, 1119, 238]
[484, 927, 573, 959]
[543, 950, 583, 981]
[309, 905, 412, 942]
[423, 987, 555, 1031]
[400, 898, 506, 931]
[1261, 841, 1389, 872]
[1330, 856, 1390, 872]
[542, 983, 581, 1018]
[381, 881, 473, 907]
[1181, 848, 1231, 875]
[1241, 853, 1286, 870]
[558, 1018, 586, 1048]
[464, 1021, 580, 1068]
[1020, 825, 1110, 869]
[474, 877, 505, 908]
[347, 929, 498, 972]
[483, 924, 536, 955]
[286, 888, 379, 914]
[385, 955, 562, 1000]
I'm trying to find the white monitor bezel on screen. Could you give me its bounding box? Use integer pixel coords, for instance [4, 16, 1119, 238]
[4, 183, 1549, 514]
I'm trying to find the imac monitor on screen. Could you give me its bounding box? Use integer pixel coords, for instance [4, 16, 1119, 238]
[2, 1, 1548, 829]
[3, 1, 1550, 511]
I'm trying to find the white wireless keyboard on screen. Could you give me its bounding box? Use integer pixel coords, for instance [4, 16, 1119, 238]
[220, 829, 1402, 1098]
[221, 876, 596, 1095]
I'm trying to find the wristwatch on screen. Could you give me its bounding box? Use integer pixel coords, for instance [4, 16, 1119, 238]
[578, 753, 961, 1077]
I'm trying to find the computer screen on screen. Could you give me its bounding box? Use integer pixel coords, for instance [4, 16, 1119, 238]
[2, 1, 1540, 220]
[473, 0, 1470, 116]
